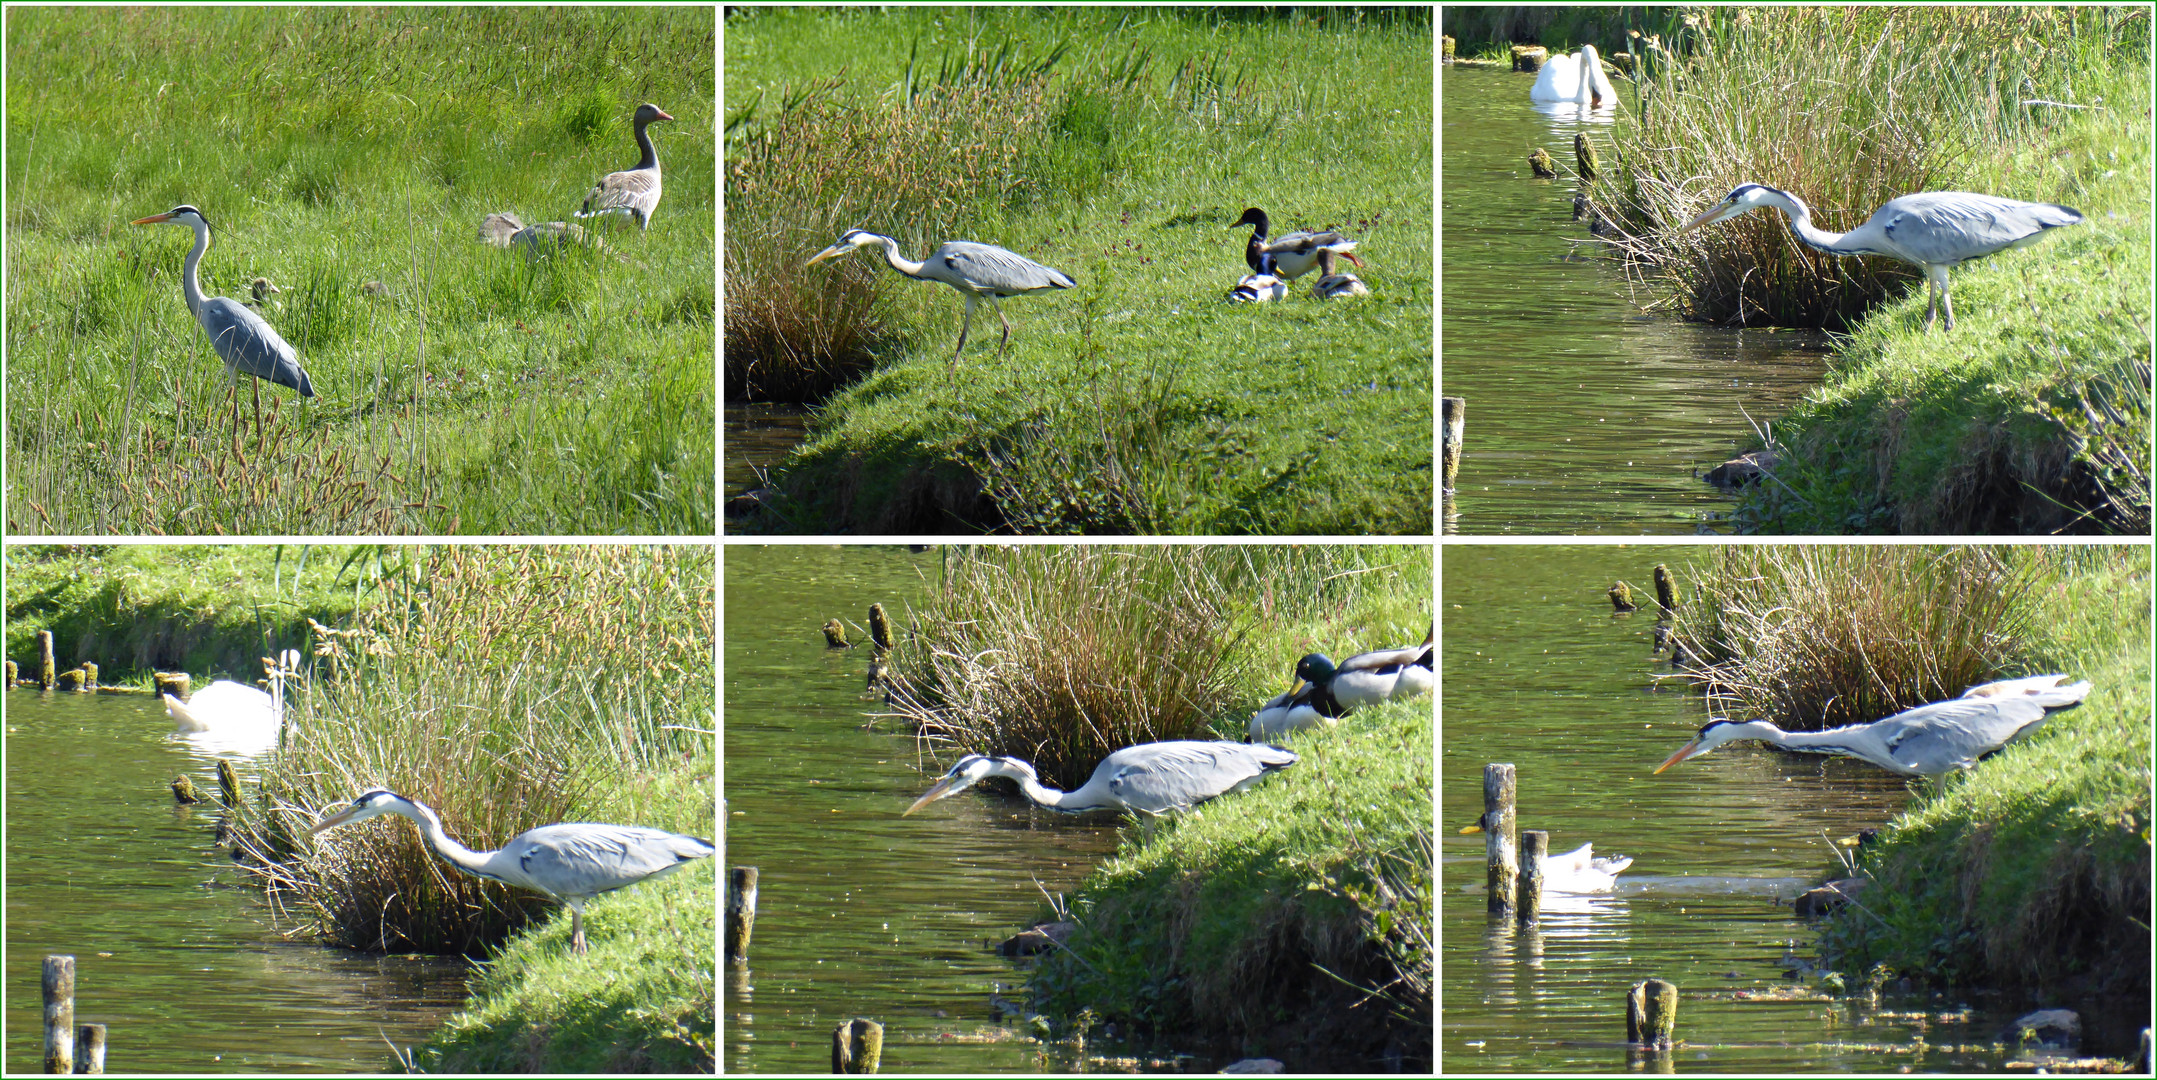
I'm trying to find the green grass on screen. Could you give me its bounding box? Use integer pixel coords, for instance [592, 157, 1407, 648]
[1815, 547, 2150, 994]
[4, 543, 367, 683]
[724, 8, 1432, 535]
[1028, 704, 1432, 1068]
[6, 8, 715, 535]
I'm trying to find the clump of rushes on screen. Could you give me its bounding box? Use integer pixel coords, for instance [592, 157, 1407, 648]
[1587, 7, 2140, 327]
[1670, 545, 2045, 729]
[233, 545, 714, 956]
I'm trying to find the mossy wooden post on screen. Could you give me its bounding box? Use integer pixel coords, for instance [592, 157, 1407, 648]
[1575, 132, 1600, 184]
[822, 619, 849, 648]
[154, 672, 190, 701]
[5, 659, 16, 687]
[76, 1024, 106, 1074]
[43, 955, 74, 1074]
[726, 867, 758, 968]
[39, 631, 56, 690]
[171, 775, 205, 805]
[868, 603, 894, 650]
[80, 663, 97, 691]
[1483, 763, 1518, 917]
[216, 760, 241, 809]
[1517, 830, 1549, 927]
[1442, 397, 1466, 492]
[1653, 564, 1678, 614]
[831, 1018, 883, 1073]
[56, 669, 84, 692]
[1528, 147, 1557, 178]
[1441, 34, 1455, 61]
[1609, 582, 1637, 612]
[1627, 978, 1678, 1047]
[1511, 44, 1548, 72]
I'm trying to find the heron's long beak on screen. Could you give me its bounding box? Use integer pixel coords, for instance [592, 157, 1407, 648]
[1681, 203, 1740, 232]
[131, 213, 174, 226]
[903, 775, 969, 816]
[1652, 738, 1704, 774]
[804, 244, 849, 269]
[308, 803, 365, 834]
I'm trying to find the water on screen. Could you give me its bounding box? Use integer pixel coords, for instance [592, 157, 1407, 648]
[1440, 64, 1834, 534]
[723, 546, 1215, 1073]
[725, 403, 810, 504]
[4, 691, 469, 1073]
[1439, 546, 2080, 1072]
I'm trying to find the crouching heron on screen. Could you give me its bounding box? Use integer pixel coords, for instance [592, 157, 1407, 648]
[905, 740, 1296, 818]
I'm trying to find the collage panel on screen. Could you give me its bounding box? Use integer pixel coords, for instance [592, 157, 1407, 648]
[723, 6, 1436, 536]
[3, 7, 717, 537]
[722, 543, 1433, 1073]
[1, 544, 716, 1072]
[1440, 543, 2152, 1072]
[1439, 6, 2149, 536]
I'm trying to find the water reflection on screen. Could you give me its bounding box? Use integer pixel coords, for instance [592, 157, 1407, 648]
[725, 403, 810, 503]
[1440, 64, 1833, 534]
[5, 691, 468, 1073]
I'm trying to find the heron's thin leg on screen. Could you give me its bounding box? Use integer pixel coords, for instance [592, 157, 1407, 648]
[570, 907, 588, 954]
[989, 296, 1013, 357]
[250, 377, 264, 444]
[1940, 287, 1956, 332]
[950, 293, 977, 369]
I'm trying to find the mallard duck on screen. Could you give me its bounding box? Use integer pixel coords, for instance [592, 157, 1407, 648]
[1228, 273, 1286, 303]
[1230, 207, 1363, 281]
[1247, 633, 1434, 740]
[1312, 273, 1369, 299]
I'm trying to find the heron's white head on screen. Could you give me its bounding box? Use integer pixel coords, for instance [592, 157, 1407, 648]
[133, 204, 211, 232]
[805, 229, 888, 268]
[634, 103, 675, 126]
[904, 754, 1029, 815]
[309, 788, 417, 834]
[1653, 718, 1778, 773]
[1682, 184, 1798, 231]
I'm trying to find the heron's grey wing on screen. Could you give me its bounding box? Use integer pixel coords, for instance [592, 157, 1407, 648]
[198, 298, 313, 397]
[514, 824, 715, 900]
[1877, 696, 2052, 771]
[1872, 192, 2084, 264]
[937, 242, 1075, 293]
[1099, 740, 1297, 812]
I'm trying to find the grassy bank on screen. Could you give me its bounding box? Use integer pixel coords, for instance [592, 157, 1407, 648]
[1575, 7, 2149, 533]
[6, 8, 714, 535]
[1679, 546, 2151, 1000]
[4, 544, 365, 683]
[724, 8, 1432, 535]
[879, 546, 1433, 1066]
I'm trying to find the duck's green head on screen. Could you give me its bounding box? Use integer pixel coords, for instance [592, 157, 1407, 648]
[1294, 653, 1339, 684]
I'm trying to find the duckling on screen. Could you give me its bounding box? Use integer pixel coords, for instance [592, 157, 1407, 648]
[1230, 207, 1363, 281]
[1312, 273, 1369, 299]
[244, 277, 282, 312]
[1228, 273, 1286, 303]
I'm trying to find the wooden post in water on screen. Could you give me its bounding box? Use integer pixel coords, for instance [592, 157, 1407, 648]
[217, 760, 241, 809]
[868, 603, 894, 650]
[1608, 582, 1637, 612]
[726, 867, 759, 968]
[39, 631, 56, 690]
[1483, 764, 1518, 917]
[822, 619, 849, 648]
[1627, 978, 1678, 1047]
[5, 659, 16, 687]
[1517, 830, 1549, 927]
[154, 672, 191, 701]
[43, 955, 74, 1074]
[1653, 564, 1678, 615]
[75, 1024, 106, 1074]
[80, 663, 97, 691]
[1441, 398, 1466, 492]
[831, 1018, 883, 1073]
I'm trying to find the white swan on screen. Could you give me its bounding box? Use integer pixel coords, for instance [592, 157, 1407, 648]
[164, 650, 299, 755]
[1529, 44, 1617, 109]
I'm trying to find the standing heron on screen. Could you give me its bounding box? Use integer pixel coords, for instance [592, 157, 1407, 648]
[1653, 674, 2091, 777]
[309, 789, 715, 955]
[806, 229, 1075, 366]
[1230, 207, 1363, 281]
[1249, 634, 1434, 741]
[904, 740, 1296, 818]
[1682, 184, 2084, 330]
[577, 103, 674, 231]
[133, 205, 315, 435]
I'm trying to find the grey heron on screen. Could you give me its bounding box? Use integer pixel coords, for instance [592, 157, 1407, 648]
[1529, 44, 1617, 108]
[133, 205, 316, 435]
[1682, 184, 2085, 330]
[1248, 635, 1434, 741]
[904, 740, 1296, 818]
[806, 229, 1075, 366]
[577, 103, 673, 230]
[1230, 207, 1363, 281]
[1653, 674, 2091, 777]
[1228, 273, 1286, 303]
[1311, 272, 1370, 299]
[309, 789, 715, 955]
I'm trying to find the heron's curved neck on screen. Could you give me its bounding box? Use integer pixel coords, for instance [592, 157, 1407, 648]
[1730, 719, 1880, 758]
[866, 234, 932, 281]
[632, 116, 661, 172]
[391, 798, 502, 879]
[1764, 192, 1866, 257]
[993, 760, 1088, 811]
[179, 222, 211, 316]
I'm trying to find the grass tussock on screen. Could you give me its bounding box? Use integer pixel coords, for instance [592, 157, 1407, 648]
[1028, 707, 1433, 1069]
[230, 545, 714, 961]
[1671, 546, 2047, 728]
[884, 545, 1433, 787]
[1586, 6, 2142, 328]
[1811, 547, 2150, 997]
